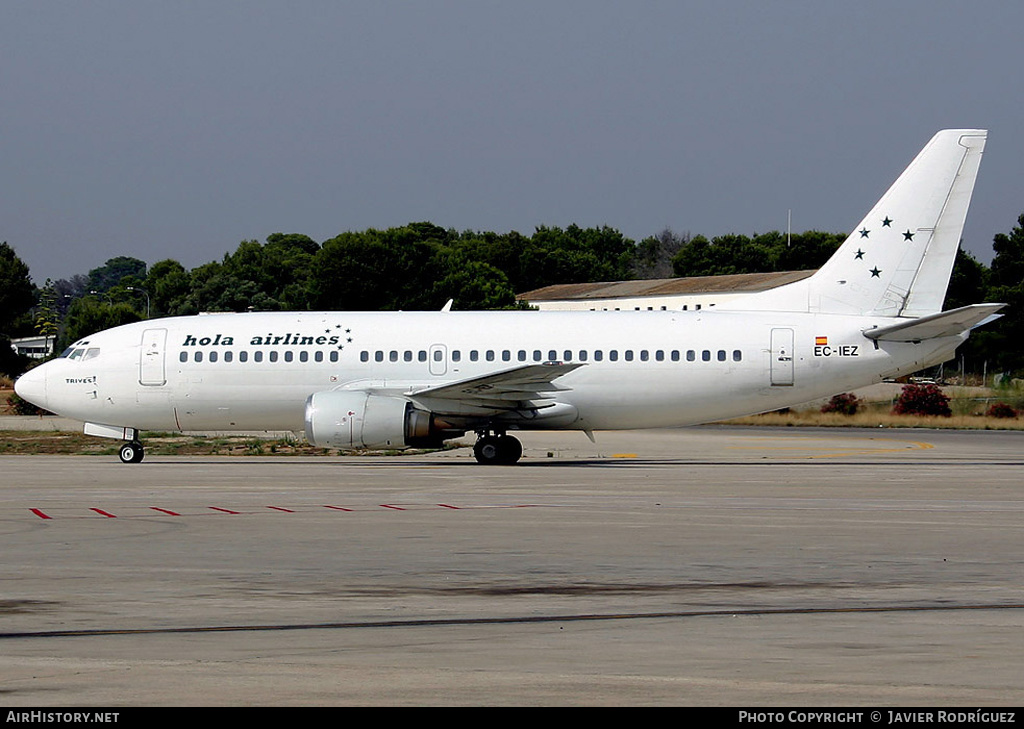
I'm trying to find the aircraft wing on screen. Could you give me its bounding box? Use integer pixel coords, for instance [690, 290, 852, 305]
[863, 303, 1005, 343]
[408, 362, 585, 410]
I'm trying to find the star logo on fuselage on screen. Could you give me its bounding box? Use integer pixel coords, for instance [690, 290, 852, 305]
[870, 267, 881, 277]
[882, 216, 893, 227]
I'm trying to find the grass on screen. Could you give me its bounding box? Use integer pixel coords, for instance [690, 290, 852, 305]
[727, 410, 1024, 430]
[2, 385, 1023, 456]
[0, 428, 460, 457]
[727, 387, 1024, 430]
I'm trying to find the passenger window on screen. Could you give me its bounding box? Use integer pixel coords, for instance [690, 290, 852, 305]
[375, 351, 384, 362]
[330, 351, 339, 362]
[418, 351, 427, 362]
[389, 350, 398, 362]
[563, 350, 572, 361]
[518, 350, 527, 362]
[625, 350, 634, 362]
[640, 350, 649, 361]
[360, 351, 369, 362]
[594, 350, 603, 361]
[609, 350, 618, 362]
[452, 350, 461, 362]
[578, 350, 588, 361]
[655, 350, 664, 361]
[717, 350, 726, 362]
[254, 351, 263, 362]
[486, 350, 495, 362]
[433, 350, 443, 362]
[404, 351, 413, 362]
[672, 350, 681, 362]
[298, 351, 307, 363]
[686, 350, 695, 362]
[195, 352, 203, 363]
[470, 350, 479, 362]
[502, 350, 511, 362]
[285, 351, 294, 362]
[225, 351, 233, 362]
[733, 349, 742, 362]
[269, 351, 279, 362]
[209, 351, 218, 363]
[702, 350, 711, 361]
[315, 351, 324, 362]
[240, 351, 249, 363]
[532, 350, 542, 362]
[179, 352, 188, 363]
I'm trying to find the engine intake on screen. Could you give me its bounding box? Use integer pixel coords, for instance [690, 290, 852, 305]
[304, 391, 456, 450]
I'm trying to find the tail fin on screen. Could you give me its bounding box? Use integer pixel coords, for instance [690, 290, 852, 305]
[722, 129, 987, 317]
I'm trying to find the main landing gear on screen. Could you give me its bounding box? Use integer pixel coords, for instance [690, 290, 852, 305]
[473, 432, 523, 465]
[118, 440, 145, 464]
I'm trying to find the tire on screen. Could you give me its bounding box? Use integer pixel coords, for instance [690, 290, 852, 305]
[119, 442, 144, 464]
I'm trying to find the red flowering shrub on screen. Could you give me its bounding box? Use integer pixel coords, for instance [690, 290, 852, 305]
[821, 393, 860, 415]
[985, 402, 1017, 419]
[892, 383, 951, 417]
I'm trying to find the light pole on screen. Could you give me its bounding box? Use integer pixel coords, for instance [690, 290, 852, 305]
[127, 286, 150, 318]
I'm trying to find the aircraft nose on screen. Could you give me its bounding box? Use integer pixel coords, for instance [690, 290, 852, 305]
[13, 365, 48, 410]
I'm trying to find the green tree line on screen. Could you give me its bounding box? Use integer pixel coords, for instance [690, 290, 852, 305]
[2, 214, 1022, 378]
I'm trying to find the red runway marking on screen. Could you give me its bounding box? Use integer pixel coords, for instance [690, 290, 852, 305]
[30, 508, 52, 520]
[322, 505, 354, 511]
[150, 507, 180, 516]
[90, 508, 117, 518]
[209, 507, 240, 514]
[267, 506, 294, 513]
[379, 504, 406, 510]
[438, 504, 460, 509]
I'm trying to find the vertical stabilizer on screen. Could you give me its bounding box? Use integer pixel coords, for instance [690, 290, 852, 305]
[720, 130, 987, 317]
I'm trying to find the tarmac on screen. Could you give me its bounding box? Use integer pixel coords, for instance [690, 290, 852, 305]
[0, 425, 1022, 706]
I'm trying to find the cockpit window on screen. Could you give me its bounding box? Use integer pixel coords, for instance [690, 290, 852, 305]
[60, 347, 75, 358]
[82, 348, 100, 361]
[68, 348, 86, 360]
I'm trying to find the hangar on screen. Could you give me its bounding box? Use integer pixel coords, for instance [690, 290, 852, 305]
[517, 270, 814, 311]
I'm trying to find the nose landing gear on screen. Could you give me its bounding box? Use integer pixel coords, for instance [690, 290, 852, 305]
[473, 432, 523, 465]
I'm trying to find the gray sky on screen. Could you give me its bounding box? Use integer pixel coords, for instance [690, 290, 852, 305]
[3, 1, 1022, 285]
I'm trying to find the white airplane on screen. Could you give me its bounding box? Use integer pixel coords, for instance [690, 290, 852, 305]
[15, 129, 1003, 465]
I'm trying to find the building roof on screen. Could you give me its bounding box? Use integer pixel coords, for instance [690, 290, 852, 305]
[518, 270, 815, 301]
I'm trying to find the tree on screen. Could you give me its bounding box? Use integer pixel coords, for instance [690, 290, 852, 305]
[87, 256, 148, 293]
[672, 230, 844, 277]
[634, 229, 689, 279]
[61, 298, 141, 348]
[34, 279, 61, 355]
[976, 214, 1024, 375]
[0, 242, 35, 336]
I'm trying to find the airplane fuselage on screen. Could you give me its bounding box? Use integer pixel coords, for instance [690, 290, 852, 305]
[24, 309, 960, 435]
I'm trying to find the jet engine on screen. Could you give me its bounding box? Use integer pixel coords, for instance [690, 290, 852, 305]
[304, 390, 458, 450]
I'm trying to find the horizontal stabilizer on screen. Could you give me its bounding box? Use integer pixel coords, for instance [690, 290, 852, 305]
[863, 303, 1005, 342]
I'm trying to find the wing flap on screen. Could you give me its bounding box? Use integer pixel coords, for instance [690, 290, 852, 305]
[409, 362, 584, 406]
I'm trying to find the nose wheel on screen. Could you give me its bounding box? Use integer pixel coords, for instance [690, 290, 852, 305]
[118, 441, 145, 464]
[473, 433, 523, 465]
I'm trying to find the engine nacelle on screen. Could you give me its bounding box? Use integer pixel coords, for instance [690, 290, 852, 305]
[304, 390, 456, 450]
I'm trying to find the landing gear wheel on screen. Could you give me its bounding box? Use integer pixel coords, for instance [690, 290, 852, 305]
[473, 434, 523, 465]
[119, 441, 145, 464]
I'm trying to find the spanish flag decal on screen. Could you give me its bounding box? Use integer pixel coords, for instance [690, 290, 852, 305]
[815, 336, 828, 346]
